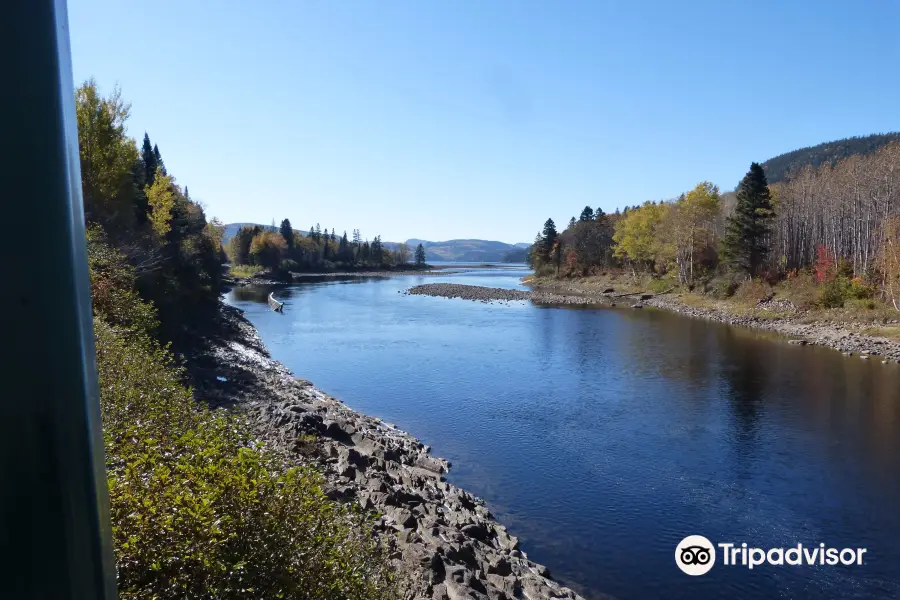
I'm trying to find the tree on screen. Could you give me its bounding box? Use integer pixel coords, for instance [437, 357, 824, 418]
[228, 225, 260, 265]
[881, 217, 900, 310]
[613, 201, 670, 274]
[153, 143, 166, 176]
[541, 219, 558, 261]
[371, 236, 384, 264]
[338, 231, 352, 262]
[145, 167, 176, 239]
[667, 182, 720, 283]
[314, 223, 321, 243]
[415, 243, 427, 265]
[579, 206, 594, 221]
[141, 133, 158, 187]
[568, 216, 577, 230]
[721, 162, 774, 277]
[396, 243, 411, 264]
[75, 79, 139, 229]
[248, 230, 287, 269]
[280, 218, 294, 250]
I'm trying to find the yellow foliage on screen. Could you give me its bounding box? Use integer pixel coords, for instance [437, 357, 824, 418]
[612, 201, 670, 269]
[145, 167, 176, 239]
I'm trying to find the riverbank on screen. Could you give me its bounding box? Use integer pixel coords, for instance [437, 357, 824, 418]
[187, 303, 593, 600]
[526, 277, 900, 362]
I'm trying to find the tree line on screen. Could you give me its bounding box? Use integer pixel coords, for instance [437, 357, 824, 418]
[530, 144, 900, 309]
[227, 221, 427, 272]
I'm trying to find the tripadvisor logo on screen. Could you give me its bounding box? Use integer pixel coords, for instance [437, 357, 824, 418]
[675, 536, 868, 575]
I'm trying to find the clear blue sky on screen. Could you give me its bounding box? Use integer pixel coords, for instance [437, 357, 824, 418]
[69, 0, 900, 244]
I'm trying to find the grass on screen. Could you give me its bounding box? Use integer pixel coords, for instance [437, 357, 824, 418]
[228, 264, 260, 278]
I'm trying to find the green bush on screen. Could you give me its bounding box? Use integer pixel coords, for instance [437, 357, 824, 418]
[90, 236, 399, 600]
[705, 276, 739, 299]
[280, 259, 299, 272]
[820, 277, 849, 308]
[96, 321, 398, 600]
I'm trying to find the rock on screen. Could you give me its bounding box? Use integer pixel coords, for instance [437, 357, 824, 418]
[461, 523, 490, 542]
[602, 288, 614, 293]
[632, 304, 643, 309]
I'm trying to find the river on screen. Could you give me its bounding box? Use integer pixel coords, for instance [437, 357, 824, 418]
[227, 267, 900, 600]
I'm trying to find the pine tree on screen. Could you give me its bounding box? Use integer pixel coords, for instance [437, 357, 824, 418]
[372, 236, 383, 264]
[579, 206, 594, 221]
[542, 218, 558, 259]
[314, 223, 321, 243]
[568, 216, 576, 230]
[309, 225, 315, 239]
[415, 243, 426, 265]
[721, 162, 774, 277]
[152, 143, 166, 176]
[280, 218, 294, 249]
[142, 133, 158, 187]
[330, 228, 336, 243]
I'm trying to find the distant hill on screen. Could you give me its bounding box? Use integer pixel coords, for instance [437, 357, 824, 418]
[761, 133, 900, 184]
[222, 223, 307, 243]
[405, 239, 529, 262]
[223, 225, 527, 262]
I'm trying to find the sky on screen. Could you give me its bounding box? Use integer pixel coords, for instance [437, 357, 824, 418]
[69, 0, 900, 244]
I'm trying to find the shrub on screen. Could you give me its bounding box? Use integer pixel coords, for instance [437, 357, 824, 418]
[705, 276, 740, 299]
[820, 277, 849, 308]
[280, 258, 299, 272]
[848, 277, 874, 299]
[733, 279, 773, 304]
[91, 235, 398, 600]
[96, 321, 398, 600]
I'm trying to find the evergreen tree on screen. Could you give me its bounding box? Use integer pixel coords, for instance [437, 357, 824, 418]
[568, 216, 576, 230]
[330, 228, 336, 243]
[309, 225, 315, 239]
[322, 225, 329, 258]
[141, 133, 158, 187]
[361, 240, 371, 263]
[415, 243, 427, 265]
[721, 162, 774, 277]
[371, 236, 384, 264]
[338, 231, 351, 262]
[314, 223, 321, 243]
[152, 143, 166, 176]
[280, 218, 294, 249]
[542, 218, 558, 259]
[579, 206, 594, 221]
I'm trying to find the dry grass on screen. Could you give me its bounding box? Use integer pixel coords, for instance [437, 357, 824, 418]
[862, 325, 900, 339]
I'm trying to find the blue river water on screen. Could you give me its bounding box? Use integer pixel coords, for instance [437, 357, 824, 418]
[227, 267, 900, 600]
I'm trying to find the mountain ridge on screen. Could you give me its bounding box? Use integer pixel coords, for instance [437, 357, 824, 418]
[222, 224, 529, 262]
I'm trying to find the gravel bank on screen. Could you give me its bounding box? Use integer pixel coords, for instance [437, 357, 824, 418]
[528, 280, 900, 362]
[406, 283, 532, 303]
[189, 304, 595, 600]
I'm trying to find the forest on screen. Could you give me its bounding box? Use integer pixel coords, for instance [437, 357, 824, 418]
[761, 132, 900, 184]
[529, 142, 900, 311]
[226, 222, 427, 275]
[77, 80, 397, 598]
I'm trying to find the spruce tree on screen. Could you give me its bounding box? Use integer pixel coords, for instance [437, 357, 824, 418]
[280, 218, 294, 249]
[415, 243, 426, 265]
[152, 144, 166, 176]
[542, 218, 558, 259]
[142, 133, 158, 187]
[568, 216, 576, 230]
[579, 206, 594, 221]
[721, 162, 774, 277]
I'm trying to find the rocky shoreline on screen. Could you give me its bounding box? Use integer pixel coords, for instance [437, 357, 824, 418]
[406, 280, 900, 361]
[189, 304, 592, 600]
[527, 280, 900, 362]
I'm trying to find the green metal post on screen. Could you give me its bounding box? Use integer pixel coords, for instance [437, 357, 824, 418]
[0, 0, 118, 598]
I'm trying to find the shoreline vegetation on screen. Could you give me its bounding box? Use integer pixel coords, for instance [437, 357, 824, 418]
[406, 279, 900, 362]
[195, 304, 590, 600]
[77, 79, 586, 599]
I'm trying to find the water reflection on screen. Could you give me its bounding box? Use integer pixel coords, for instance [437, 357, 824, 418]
[228, 274, 900, 600]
